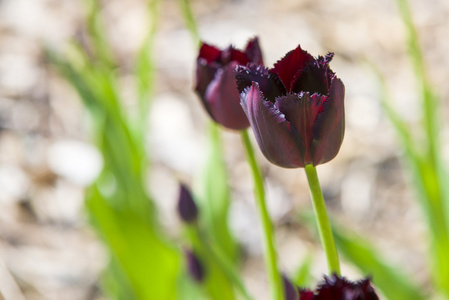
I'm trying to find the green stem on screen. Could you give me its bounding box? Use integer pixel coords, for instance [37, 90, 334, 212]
[304, 164, 340, 275]
[240, 130, 284, 300]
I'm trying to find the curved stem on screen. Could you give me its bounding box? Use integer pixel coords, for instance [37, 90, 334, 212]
[240, 130, 284, 300]
[304, 164, 341, 275]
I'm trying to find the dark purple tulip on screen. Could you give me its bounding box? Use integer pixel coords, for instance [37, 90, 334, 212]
[236, 45, 345, 168]
[184, 249, 205, 282]
[298, 274, 379, 300]
[195, 37, 263, 130]
[177, 184, 198, 223]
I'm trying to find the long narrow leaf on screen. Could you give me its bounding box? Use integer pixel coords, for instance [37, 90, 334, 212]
[196, 123, 238, 263]
[86, 185, 180, 300]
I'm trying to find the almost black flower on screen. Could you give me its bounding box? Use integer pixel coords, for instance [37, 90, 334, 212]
[195, 37, 263, 130]
[184, 249, 205, 282]
[236, 45, 344, 168]
[177, 184, 198, 223]
[298, 274, 379, 300]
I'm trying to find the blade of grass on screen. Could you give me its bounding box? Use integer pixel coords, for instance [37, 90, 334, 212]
[333, 228, 427, 300]
[47, 51, 153, 216]
[196, 122, 238, 262]
[134, 0, 161, 142]
[375, 63, 449, 297]
[82, 0, 116, 68]
[394, 0, 449, 294]
[178, 0, 200, 47]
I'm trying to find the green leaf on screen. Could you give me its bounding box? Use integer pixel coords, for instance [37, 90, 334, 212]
[185, 226, 236, 300]
[134, 0, 161, 143]
[177, 0, 200, 46]
[196, 123, 238, 263]
[333, 226, 427, 300]
[86, 185, 180, 300]
[292, 255, 313, 288]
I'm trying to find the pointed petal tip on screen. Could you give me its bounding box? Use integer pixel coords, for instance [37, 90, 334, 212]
[272, 44, 314, 91]
[235, 64, 271, 93]
[198, 42, 222, 63]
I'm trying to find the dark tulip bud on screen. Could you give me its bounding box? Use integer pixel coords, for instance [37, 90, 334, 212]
[195, 37, 264, 130]
[184, 249, 205, 283]
[177, 184, 198, 223]
[236, 45, 344, 168]
[283, 275, 299, 300]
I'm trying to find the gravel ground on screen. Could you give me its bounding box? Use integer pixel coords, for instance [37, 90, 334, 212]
[1, 0, 448, 299]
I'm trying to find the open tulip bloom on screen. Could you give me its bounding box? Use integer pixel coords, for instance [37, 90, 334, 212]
[236, 44, 345, 276]
[236, 44, 345, 168]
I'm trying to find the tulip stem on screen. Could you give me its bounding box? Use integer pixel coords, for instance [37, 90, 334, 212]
[240, 130, 284, 300]
[304, 164, 340, 275]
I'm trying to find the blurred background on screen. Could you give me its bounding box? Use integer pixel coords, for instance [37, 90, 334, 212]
[0, 0, 448, 299]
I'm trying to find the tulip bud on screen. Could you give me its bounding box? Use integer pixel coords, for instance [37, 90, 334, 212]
[184, 249, 205, 283]
[195, 37, 264, 130]
[236, 45, 345, 168]
[177, 184, 198, 223]
[283, 275, 299, 300]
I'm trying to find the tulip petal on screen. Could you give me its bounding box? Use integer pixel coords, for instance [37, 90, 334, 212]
[240, 82, 304, 168]
[204, 62, 250, 130]
[311, 76, 345, 166]
[245, 37, 264, 65]
[272, 45, 314, 92]
[235, 65, 286, 102]
[195, 59, 219, 100]
[292, 53, 335, 95]
[221, 46, 250, 66]
[198, 42, 222, 63]
[276, 93, 326, 165]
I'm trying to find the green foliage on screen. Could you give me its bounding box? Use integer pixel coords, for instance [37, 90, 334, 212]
[375, 0, 449, 297]
[195, 123, 239, 272]
[87, 185, 180, 300]
[292, 255, 313, 288]
[47, 0, 182, 299]
[332, 226, 427, 300]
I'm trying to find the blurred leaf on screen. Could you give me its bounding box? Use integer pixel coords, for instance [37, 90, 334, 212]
[101, 255, 137, 300]
[178, 0, 200, 46]
[187, 227, 237, 300]
[177, 271, 206, 300]
[87, 185, 180, 300]
[134, 0, 161, 142]
[332, 228, 427, 300]
[196, 123, 238, 263]
[82, 0, 116, 68]
[375, 0, 449, 295]
[292, 255, 313, 288]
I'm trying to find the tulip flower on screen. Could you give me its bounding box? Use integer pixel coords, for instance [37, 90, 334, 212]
[177, 184, 198, 224]
[298, 274, 379, 300]
[195, 37, 263, 130]
[236, 44, 345, 168]
[184, 249, 205, 282]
